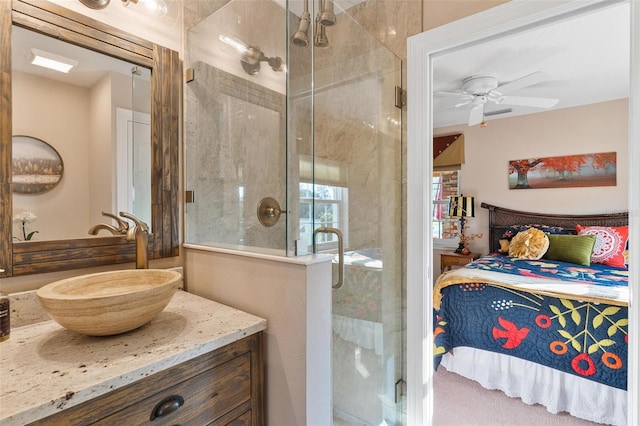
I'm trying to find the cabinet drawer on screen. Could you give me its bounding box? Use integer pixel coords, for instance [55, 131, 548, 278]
[449, 256, 471, 266]
[94, 353, 251, 426]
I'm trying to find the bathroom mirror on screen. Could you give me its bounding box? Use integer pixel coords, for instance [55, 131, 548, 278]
[11, 25, 152, 240]
[0, 0, 181, 277]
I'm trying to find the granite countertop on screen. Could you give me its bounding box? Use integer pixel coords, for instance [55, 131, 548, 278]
[0, 289, 266, 425]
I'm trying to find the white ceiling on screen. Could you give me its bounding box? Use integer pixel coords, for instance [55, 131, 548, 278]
[432, 1, 630, 128]
[11, 25, 144, 88]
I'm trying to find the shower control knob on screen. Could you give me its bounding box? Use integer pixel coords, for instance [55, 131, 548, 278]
[257, 197, 286, 227]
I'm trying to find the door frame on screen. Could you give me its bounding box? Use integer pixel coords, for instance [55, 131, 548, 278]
[406, 1, 639, 424]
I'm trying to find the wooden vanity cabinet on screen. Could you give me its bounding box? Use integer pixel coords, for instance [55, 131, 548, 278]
[29, 332, 264, 426]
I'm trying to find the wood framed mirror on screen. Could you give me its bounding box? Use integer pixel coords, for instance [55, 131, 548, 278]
[0, 0, 180, 277]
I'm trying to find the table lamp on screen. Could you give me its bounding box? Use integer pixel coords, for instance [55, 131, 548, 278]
[449, 195, 475, 254]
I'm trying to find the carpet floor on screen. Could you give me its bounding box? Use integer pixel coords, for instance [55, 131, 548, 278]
[433, 366, 602, 426]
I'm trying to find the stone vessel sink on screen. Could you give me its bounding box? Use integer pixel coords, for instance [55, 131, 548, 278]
[37, 269, 182, 336]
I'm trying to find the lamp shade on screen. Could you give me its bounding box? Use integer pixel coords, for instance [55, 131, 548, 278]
[449, 196, 475, 218]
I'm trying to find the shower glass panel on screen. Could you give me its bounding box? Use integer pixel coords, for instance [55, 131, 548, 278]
[185, 0, 288, 255]
[305, 5, 403, 425]
[185, 1, 403, 424]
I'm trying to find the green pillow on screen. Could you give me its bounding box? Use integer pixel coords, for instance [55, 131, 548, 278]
[543, 234, 597, 266]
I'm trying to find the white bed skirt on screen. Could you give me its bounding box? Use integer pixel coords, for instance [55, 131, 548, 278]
[440, 347, 627, 426]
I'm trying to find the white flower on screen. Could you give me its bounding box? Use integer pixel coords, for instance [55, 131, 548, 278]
[13, 211, 37, 223]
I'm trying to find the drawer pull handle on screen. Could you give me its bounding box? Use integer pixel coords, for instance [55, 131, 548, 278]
[150, 395, 184, 420]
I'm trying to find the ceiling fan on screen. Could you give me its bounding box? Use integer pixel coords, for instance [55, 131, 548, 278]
[436, 72, 560, 126]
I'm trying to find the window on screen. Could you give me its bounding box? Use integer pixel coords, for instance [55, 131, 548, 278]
[299, 182, 348, 252]
[432, 170, 459, 240]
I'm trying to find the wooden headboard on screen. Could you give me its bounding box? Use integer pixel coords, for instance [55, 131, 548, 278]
[481, 202, 628, 252]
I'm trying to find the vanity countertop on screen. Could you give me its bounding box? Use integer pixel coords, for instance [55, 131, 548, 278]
[0, 290, 266, 425]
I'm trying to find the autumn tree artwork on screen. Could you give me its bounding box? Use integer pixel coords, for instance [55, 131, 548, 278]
[508, 152, 616, 190]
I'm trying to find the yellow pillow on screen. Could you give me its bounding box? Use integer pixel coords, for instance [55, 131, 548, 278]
[508, 228, 550, 260]
[498, 239, 510, 253]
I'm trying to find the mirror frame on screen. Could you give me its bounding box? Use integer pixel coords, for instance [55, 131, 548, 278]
[0, 0, 181, 277]
[407, 0, 639, 424]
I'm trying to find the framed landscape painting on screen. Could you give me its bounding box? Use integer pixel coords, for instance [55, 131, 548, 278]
[508, 152, 616, 190]
[12, 135, 64, 194]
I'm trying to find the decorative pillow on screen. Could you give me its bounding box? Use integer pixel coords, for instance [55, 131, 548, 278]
[499, 224, 573, 253]
[544, 234, 597, 266]
[576, 225, 629, 269]
[498, 239, 510, 253]
[508, 228, 550, 260]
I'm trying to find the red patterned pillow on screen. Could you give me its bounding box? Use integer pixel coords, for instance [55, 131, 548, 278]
[576, 225, 629, 269]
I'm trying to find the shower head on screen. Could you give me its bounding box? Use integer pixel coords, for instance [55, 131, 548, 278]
[314, 18, 329, 48]
[292, 0, 311, 47]
[318, 0, 336, 26]
[292, 11, 311, 47]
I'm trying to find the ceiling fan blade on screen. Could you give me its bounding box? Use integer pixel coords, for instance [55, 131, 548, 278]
[468, 104, 484, 126]
[454, 99, 472, 108]
[484, 108, 513, 117]
[497, 95, 559, 108]
[435, 91, 473, 99]
[494, 71, 549, 95]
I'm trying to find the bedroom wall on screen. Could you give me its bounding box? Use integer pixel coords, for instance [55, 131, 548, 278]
[435, 98, 629, 256]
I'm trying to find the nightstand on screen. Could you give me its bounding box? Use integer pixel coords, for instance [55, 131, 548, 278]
[440, 252, 480, 273]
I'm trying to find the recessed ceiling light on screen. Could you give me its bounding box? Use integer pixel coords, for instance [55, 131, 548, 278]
[30, 48, 78, 73]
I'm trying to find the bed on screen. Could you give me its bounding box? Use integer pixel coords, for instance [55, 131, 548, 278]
[433, 203, 629, 426]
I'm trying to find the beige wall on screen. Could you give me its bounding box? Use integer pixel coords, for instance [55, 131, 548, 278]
[436, 99, 629, 256]
[422, 0, 509, 31]
[12, 71, 92, 241]
[184, 249, 332, 425]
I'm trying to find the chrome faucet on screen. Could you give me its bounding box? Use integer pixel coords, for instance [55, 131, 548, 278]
[119, 211, 149, 269]
[88, 212, 129, 235]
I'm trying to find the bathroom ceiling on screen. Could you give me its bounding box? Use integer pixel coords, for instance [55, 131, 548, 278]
[432, 2, 630, 128]
[12, 25, 138, 88]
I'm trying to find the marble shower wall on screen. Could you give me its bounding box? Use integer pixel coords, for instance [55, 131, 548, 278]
[184, 1, 289, 252]
[338, 0, 422, 60]
[184, 62, 286, 250]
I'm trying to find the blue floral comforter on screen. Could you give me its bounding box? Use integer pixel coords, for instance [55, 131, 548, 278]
[434, 254, 629, 390]
[468, 254, 628, 287]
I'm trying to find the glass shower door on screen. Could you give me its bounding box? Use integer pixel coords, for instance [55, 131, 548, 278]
[300, 4, 403, 423]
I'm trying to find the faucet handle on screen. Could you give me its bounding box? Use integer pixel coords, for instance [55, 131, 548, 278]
[119, 211, 149, 232]
[101, 212, 129, 232]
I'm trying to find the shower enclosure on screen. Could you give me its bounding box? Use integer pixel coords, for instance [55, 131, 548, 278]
[185, 1, 403, 424]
